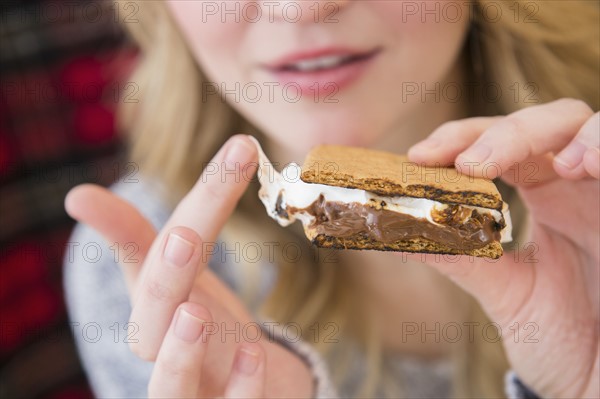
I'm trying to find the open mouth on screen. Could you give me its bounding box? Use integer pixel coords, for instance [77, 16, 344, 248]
[263, 47, 382, 96]
[275, 49, 381, 73]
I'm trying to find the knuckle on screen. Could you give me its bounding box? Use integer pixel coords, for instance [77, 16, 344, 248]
[497, 116, 522, 135]
[435, 120, 463, 138]
[491, 117, 533, 159]
[202, 180, 225, 203]
[145, 279, 174, 302]
[156, 355, 194, 380]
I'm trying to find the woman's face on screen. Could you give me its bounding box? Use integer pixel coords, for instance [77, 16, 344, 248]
[167, 1, 470, 155]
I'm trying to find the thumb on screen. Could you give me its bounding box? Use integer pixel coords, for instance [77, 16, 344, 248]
[402, 250, 535, 325]
[65, 183, 157, 293]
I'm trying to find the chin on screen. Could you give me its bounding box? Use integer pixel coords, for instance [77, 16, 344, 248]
[272, 128, 378, 159]
[313, 126, 383, 148]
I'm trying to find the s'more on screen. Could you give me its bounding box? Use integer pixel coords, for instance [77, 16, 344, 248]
[251, 139, 512, 259]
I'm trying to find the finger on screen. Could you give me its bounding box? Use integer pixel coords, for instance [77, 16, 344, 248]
[407, 119, 561, 187]
[410, 99, 594, 183]
[64, 183, 156, 291]
[409, 118, 557, 187]
[160, 134, 258, 241]
[148, 303, 211, 398]
[454, 99, 593, 182]
[554, 112, 600, 179]
[130, 226, 204, 360]
[224, 343, 266, 399]
[133, 134, 258, 360]
[408, 117, 501, 165]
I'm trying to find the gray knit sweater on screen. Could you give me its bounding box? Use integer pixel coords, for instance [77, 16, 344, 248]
[63, 177, 537, 398]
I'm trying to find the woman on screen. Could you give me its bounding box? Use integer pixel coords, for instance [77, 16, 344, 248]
[63, 1, 599, 397]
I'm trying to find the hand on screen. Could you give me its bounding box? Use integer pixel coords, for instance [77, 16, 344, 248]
[65, 135, 313, 398]
[149, 302, 266, 398]
[408, 99, 599, 398]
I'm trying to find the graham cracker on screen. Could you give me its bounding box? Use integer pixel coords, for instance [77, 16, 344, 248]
[307, 231, 503, 259]
[301, 145, 503, 210]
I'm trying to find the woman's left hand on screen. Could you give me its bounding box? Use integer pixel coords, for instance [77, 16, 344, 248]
[148, 301, 266, 398]
[407, 98, 599, 398]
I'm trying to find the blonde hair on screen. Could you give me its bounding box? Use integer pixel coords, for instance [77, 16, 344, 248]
[115, 1, 599, 397]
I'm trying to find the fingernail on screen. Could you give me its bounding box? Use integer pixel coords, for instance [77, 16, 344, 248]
[174, 309, 205, 343]
[458, 142, 492, 164]
[234, 345, 259, 375]
[555, 141, 587, 170]
[225, 136, 255, 167]
[163, 233, 195, 267]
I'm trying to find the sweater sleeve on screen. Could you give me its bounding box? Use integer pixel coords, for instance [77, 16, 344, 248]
[505, 371, 542, 399]
[259, 331, 544, 399]
[258, 318, 339, 398]
[63, 220, 153, 398]
[258, 321, 546, 399]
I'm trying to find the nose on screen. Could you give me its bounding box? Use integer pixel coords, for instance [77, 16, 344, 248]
[259, 0, 351, 23]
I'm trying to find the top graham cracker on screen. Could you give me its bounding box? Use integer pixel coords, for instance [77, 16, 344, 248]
[300, 145, 503, 210]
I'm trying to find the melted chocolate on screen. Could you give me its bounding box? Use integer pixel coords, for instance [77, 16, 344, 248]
[288, 195, 502, 250]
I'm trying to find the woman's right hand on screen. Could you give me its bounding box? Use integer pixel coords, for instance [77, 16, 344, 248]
[65, 135, 314, 398]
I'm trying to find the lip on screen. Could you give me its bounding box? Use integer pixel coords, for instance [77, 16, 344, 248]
[263, 47, 382, 97]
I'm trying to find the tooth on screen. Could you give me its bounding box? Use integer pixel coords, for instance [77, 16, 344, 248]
[291, 55, 346, 71]
[294, 59, 319, 71]
[316, 55, 344, 68]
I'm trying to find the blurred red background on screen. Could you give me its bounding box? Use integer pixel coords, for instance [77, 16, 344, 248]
[1, 1, 137, 397]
